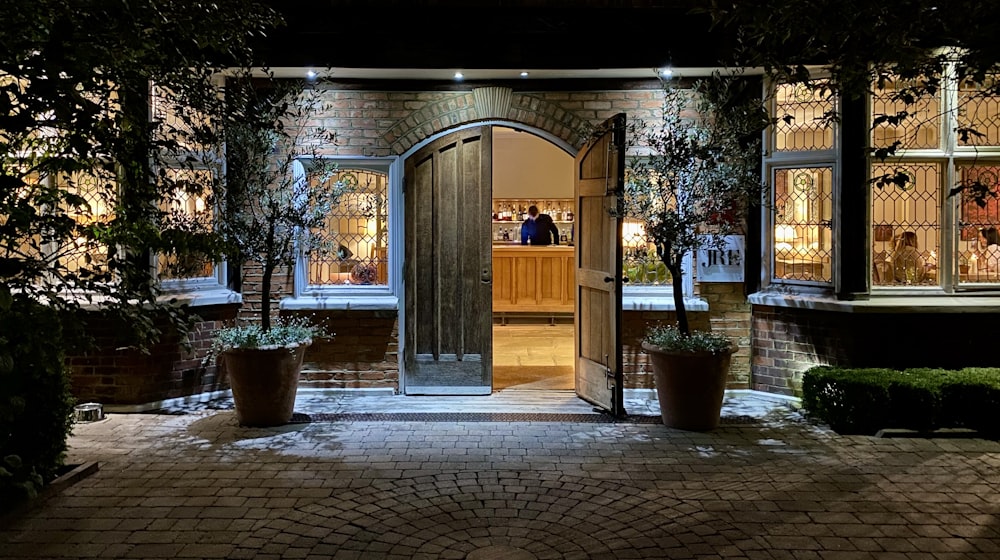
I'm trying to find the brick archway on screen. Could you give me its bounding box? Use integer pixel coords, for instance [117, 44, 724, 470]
[384, 91, 591, 155]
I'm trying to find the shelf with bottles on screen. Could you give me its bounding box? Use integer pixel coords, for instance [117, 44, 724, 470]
[492, 222, 574, 244]
[491, 198, 574, 223]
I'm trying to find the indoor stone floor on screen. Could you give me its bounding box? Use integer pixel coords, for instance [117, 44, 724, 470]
[492, 322, 574, 368]
[493, 323, 574, 391]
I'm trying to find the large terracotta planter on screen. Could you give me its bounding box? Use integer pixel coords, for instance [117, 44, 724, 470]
[220, 343, 309, 427]
[641, 341, 735, 431]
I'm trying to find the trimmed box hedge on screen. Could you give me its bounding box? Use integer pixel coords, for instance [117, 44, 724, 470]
[802, 366, 1000, 436]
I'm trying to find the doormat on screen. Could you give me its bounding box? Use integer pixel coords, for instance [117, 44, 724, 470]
[288, 412, 761, 425]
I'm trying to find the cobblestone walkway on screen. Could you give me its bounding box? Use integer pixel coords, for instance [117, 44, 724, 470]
[1, 395, 999, 559]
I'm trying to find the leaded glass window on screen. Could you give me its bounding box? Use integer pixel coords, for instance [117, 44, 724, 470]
[773, 82, 835, 152]
[772, 167, 834, 283]
[308, 168, 389, 286]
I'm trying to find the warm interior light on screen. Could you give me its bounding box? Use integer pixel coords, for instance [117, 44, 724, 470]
[775, 224, 796, 243]
[622, 220, 646, 248]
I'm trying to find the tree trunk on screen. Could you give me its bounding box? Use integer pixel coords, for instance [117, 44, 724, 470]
[260, 261, 274, 332]
[669, 257, 687, 335]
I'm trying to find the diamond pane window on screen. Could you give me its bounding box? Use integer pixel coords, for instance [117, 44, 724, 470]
[151, 85, 210, 153]
[957, 165, 1000, 283]
[957, 76, 1000, 147]
[309, 168, 388, 286]
[54, 170, 115, 275]
[158, 168, 215, 280]
[774, 82, 834, 152]
[621, 219, 671, 286]
[871, 163, 940, 286]
[2, 171, 44, 263]
[772, 167, 833, 282]
[871, 77, 941, 150]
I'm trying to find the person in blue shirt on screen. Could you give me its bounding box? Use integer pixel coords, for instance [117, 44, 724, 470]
[521, 205, 559, 245]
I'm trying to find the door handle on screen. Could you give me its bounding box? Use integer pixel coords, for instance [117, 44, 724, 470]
[481, 267, 492, 284]
[604, 276, 615, 283]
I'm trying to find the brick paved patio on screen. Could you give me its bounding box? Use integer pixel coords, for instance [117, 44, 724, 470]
[1, 393, 999, 559]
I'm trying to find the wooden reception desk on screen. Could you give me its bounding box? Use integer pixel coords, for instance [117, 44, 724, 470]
[492, 245, 575, 314]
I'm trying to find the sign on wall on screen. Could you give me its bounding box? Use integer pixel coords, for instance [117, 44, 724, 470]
[697, 235, 745, 282]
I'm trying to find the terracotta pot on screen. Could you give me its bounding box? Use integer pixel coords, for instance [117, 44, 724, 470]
[220, 343, 309, 427]
[641, 341, 735, 431]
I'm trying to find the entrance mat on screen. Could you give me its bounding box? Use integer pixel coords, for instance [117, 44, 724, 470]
[289, 412, 762, 424]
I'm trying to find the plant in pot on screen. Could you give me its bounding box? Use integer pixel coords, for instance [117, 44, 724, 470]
[625, 71, 769, 431]
[212, 72, 346, 427]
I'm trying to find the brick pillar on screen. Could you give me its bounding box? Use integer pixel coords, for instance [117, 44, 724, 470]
[699, 282, 752, 388]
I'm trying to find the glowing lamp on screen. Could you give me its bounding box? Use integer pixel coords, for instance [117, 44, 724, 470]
[775, 225, 796, 243]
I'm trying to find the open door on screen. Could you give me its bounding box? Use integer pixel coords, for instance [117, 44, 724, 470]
[403, 127, 493, 394]
[574, 114, 626, 416]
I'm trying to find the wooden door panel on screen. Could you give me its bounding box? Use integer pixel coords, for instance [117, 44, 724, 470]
[574, 114, 625, 415]
[404, 127, 492, 394]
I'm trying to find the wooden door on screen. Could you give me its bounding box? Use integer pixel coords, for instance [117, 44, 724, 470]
[404, 127, 493, 394]
[574, 114, 625, 415]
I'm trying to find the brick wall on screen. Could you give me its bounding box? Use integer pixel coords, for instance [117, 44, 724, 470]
[281, 309, 399, 392]
[752, 305, 996, 396]
[234, 82, 757, 394]
[239, 262, 294, 324]
[698, 283, 752, 388]
[301, 87, 665, 157]
[622, 282, 751, 391]
[67, 303, 240, 405]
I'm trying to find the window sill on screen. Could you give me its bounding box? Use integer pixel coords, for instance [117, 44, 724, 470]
[623, 294, 708, 312]
[281, 295, 399, 311]
[159, 288, 242, 308]
[748, 289, 1000, 313]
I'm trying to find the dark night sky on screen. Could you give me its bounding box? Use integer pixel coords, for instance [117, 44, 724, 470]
[257, 1, 733, 69]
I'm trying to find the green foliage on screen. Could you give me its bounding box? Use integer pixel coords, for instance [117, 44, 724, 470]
[213, 315, 329, 352]
[624, 71, 768, 334]
[802, 366, 1000, 435]
[705, 0, 1000, 102]
[0, 299, 75, 506]
[218, 74, 349, 331]
[706, 0, 1000, 202]
[0, 0, 280, 507]
[644, 324, 733, 355]
[0, 0, 282, 350]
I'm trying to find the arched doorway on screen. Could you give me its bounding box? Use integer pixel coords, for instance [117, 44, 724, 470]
[401, 118, 624, 414]
[491, 126, 576, 391]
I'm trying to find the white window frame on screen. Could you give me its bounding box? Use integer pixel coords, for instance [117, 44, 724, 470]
[871, 63, 1000, 295]
[762, 77, 842, 292]
[155, 163, 231, 301]
[283, 156, 400, 311]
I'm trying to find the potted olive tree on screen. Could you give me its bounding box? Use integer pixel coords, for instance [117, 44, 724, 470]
[213, 73, 346, 427]
[626, 72, 769, 431]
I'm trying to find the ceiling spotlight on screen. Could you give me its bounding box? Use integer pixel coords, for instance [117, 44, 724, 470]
[660, 68, 674, 78]
[306, 70, 317, 79]
[454, 72, 464, 80]
[520, 72, 529, 78]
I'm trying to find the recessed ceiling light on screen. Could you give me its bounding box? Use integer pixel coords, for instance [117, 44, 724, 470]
[660, 68, 674, 78]
[306, 70, 317, 79]
[520, 72, 529, 78]
[454, 72, 464, 80]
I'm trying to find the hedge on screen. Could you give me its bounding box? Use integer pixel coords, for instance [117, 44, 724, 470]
[802, 366, 1000, 436]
